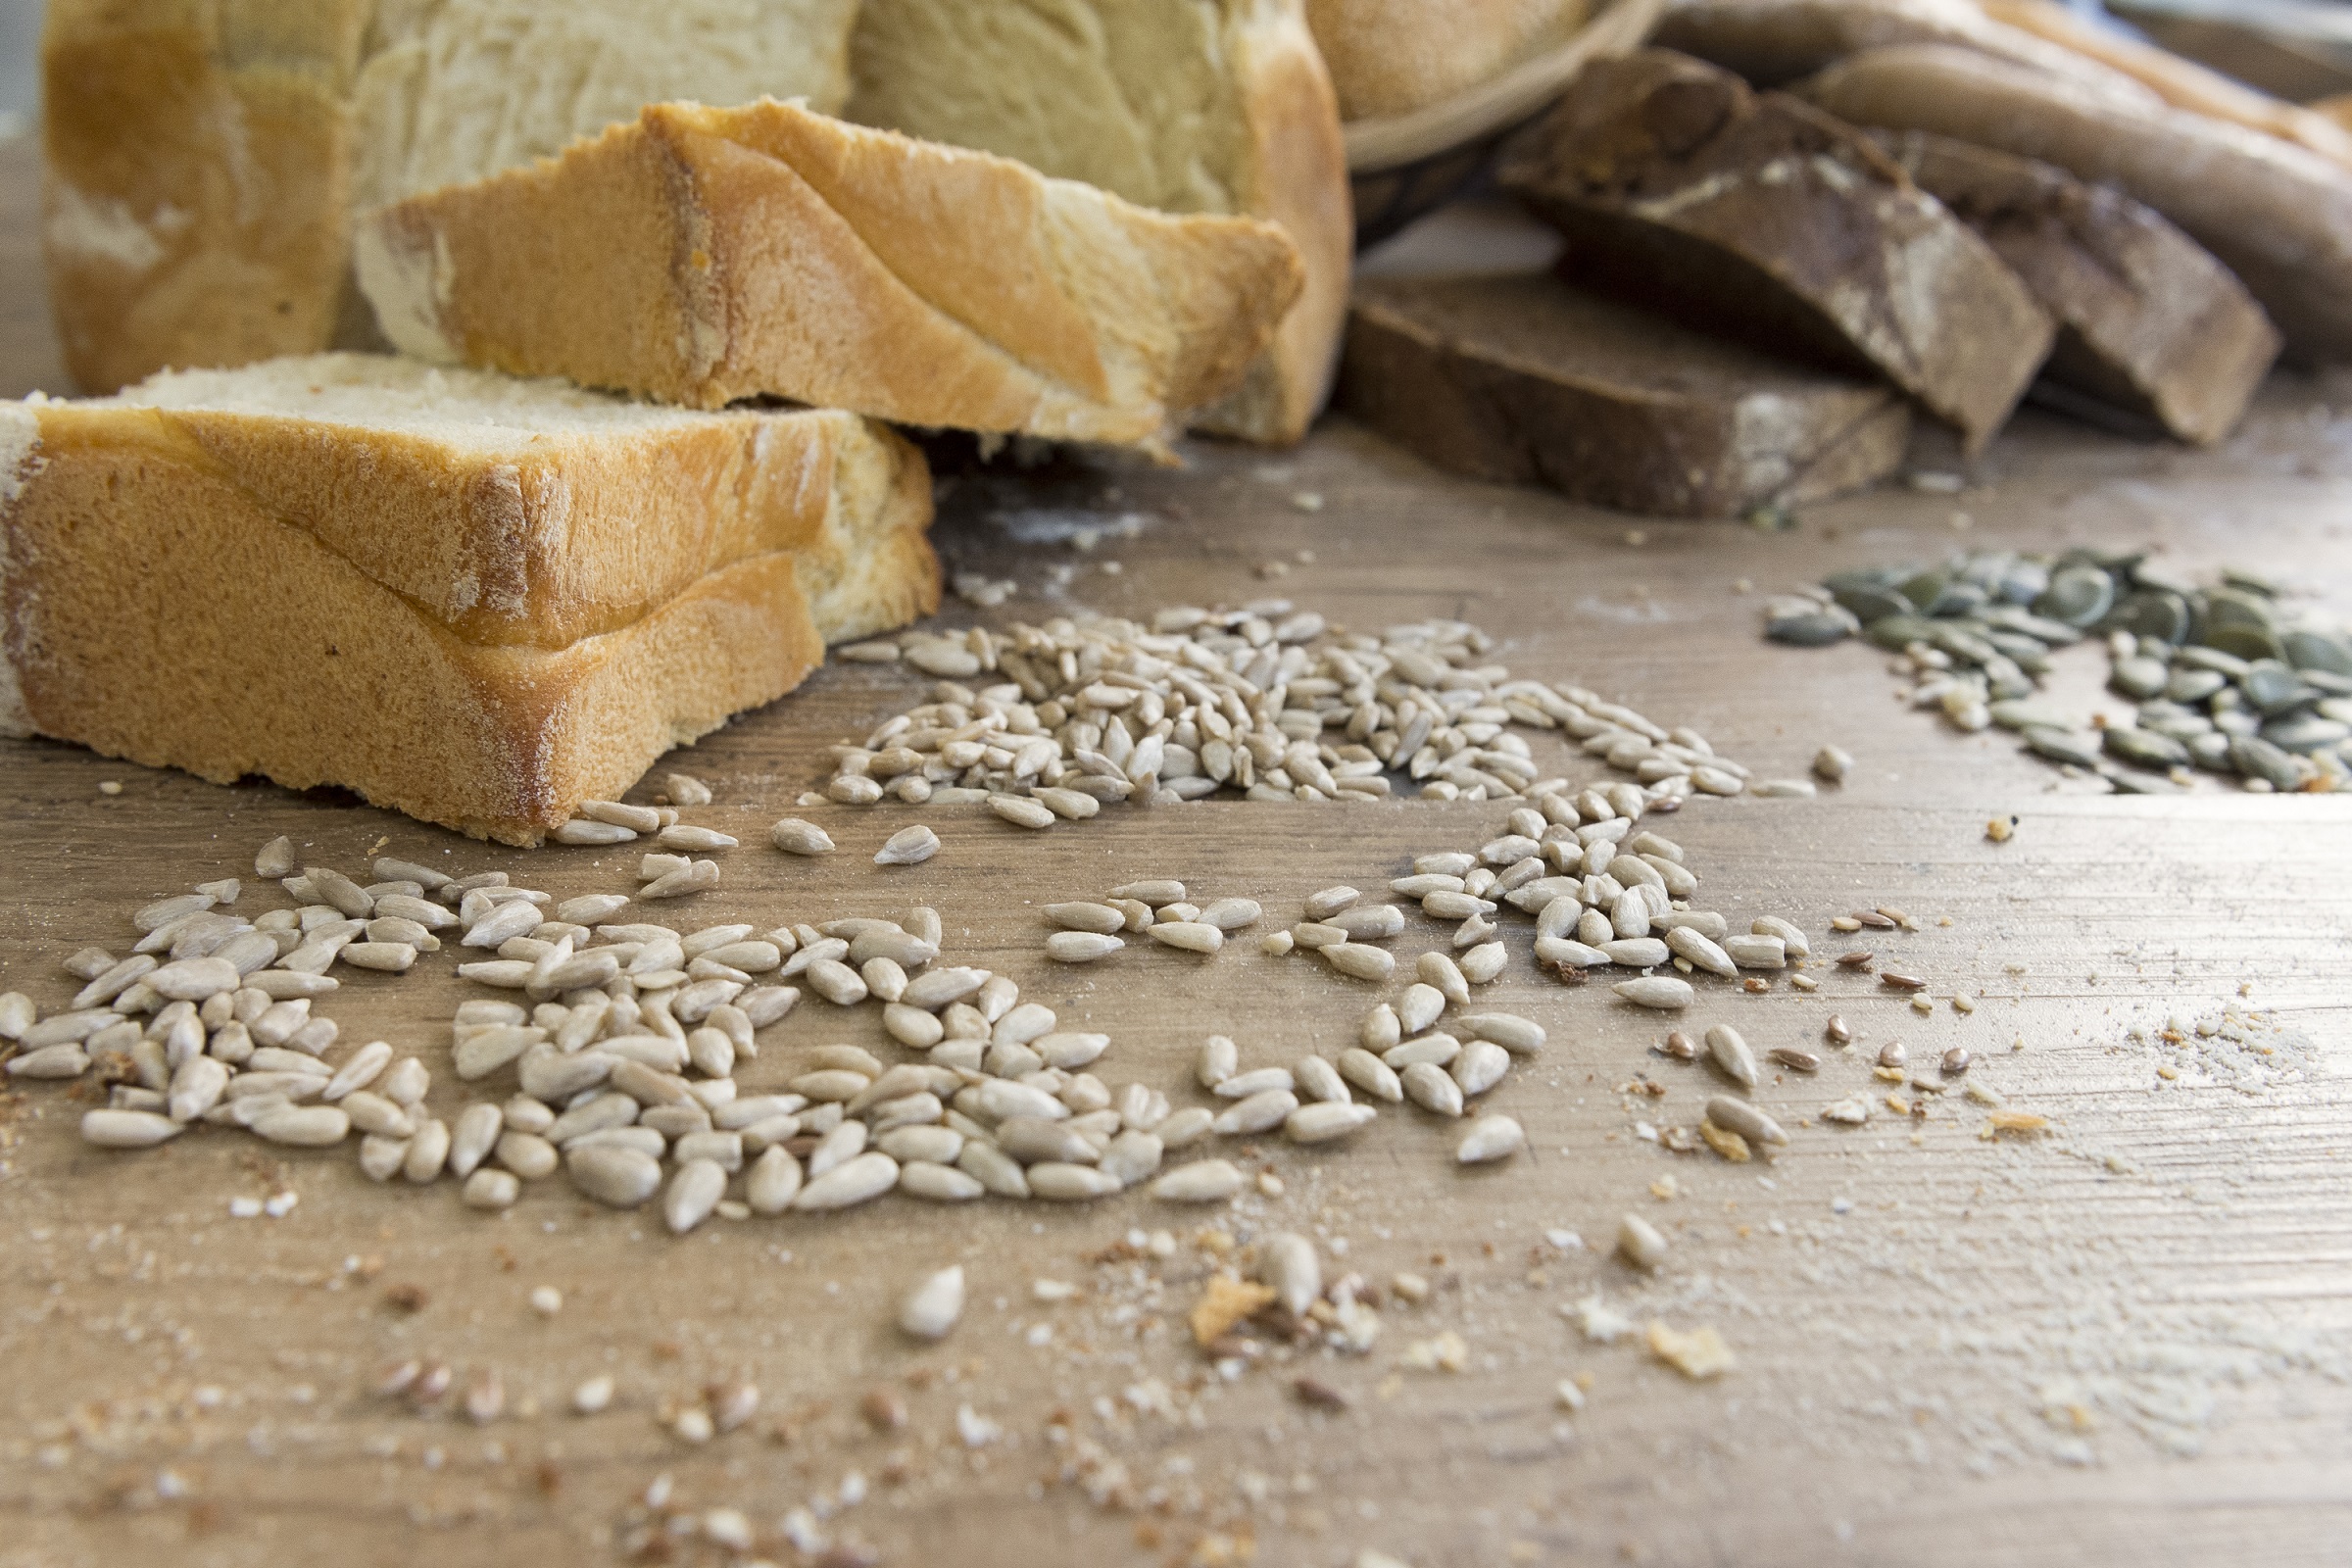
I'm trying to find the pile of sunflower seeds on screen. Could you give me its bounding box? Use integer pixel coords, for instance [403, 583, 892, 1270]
[1765, 550, 2351, 791]
[814, 602, 1783, 814]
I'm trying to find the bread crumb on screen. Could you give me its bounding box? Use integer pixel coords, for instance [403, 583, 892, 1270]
[1645, 1322, 1734, 1380]
[1189, 1275, 1276, 1346]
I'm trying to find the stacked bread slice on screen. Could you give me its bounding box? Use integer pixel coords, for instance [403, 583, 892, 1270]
[0, 356, 937, 843]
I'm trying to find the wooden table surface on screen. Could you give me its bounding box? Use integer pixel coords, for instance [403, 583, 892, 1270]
[4, 135, 2352, 1568]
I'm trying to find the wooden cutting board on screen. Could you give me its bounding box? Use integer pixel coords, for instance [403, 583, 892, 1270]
[4, 137, 2351, 1568]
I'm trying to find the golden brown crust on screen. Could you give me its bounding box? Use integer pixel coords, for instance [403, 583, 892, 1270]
[1309, 0, 1587, 121]
[1190, 1, 1354, 445]
[2, 369, 939, 844]
[33, 391, 907, 649]
[362, 100, 1305, 445]
[41, 0, 372, 391]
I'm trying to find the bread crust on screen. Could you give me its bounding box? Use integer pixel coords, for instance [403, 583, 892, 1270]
[359, 100, 1305, 444]
[1499, 50, 2053, 450]
[1, 361, 939, 843]
[1190, 0, 1355, 446]
[1875, 129, 2279, 446]
[1309, 0, 1586, 121]
[1341, 272, 1910, 516]
[41, 0, 372, 392]
[1798, 43, 2352, 364]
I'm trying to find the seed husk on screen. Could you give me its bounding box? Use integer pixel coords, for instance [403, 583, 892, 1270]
[1456, 1114, 1526, 1164]
[1659, 1030, 1698, 1060]
[1768, 1047, 1820, 1072]
[1879, 972, 1928, 992]
[1825, 1014, 1853, 1045]
[1941, 1047, 1973, 1074]
[1879, 1042, 1908, 1068]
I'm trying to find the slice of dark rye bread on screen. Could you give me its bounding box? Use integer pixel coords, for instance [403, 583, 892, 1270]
[1496, 49, 2053, 452]
[1340, 272, 1910, 517]
[1872, 129, 2278, 446]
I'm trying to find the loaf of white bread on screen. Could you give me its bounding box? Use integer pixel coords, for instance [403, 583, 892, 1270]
[42, 0, 861, 395]
[359, 99, 1305, 446]
[45, 0, 1349, 447]
[844, 0, 1350, 445]
[0, 355, 937, 845]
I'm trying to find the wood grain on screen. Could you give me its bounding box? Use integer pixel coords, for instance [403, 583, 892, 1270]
[5, 134, 2352, 1568]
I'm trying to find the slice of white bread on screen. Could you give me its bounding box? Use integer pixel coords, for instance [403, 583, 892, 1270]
[42, 0, 861, 393]
[845, 0, 1350, 446]
[357, 99, 1307, 445]
[0, 355, 938, 844]
[1307, 0, 1591, 121]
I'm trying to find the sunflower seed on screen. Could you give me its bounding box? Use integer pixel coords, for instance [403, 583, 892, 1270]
[1456, 1115, 1526, 1164]
[1261, 1233, 1322, 1315]
[875, 825, 941, 865]
[1195, 898, 1263, 931]
[1704, 1096, 1788, 1147]
[744, 1146, 804, 1212]
[1384, 1033, 1460, 1069]
[1109, 880, 1186, 906]
[1458, 1013, 1544, 1055]
[81, 1108, 184, 1148]
[1152, 1159, 1244, 1201]
[791, 1152, 899, 1210]
[554, 819, 636, 846]
[988, 795, 1056, 830]
[1618, 1213, 1668, 1269]
[1450, 1041, 1510, 1098]
[658, 1159, 724, 1234]
[1017, 1161, 1114, 1200]
[1703, 1025, 1758, 1088]
[1418, 952, 1470, 1003]
[1293, 1055, 1350, 1104]
[1337, 1049, 1403, 1102]
[1212, 1089, 1298, 1135]
[1362, 1004, 1402, 1050]
[1215, 1066, 1296, 1100]
[252, 1104, 350, 1147]
[1149, 922, 1223, 954]
[899, 1266, 966, 1339]
[1292, 921, 1346, 949]
[641, 859, 720, 900]
[567, 1144, 662, 1207]
[1323, 944, 1395, 981]
[1614, 978, 1693, 1010]
[1304, 887, 1361, 920]
[404, 1118, 452, 1182]
[771, 818, 835, 856]
[463, 1168, 520, 1209]
[1046, 902, 1125, 934]
[1663, 928, 1736, 977]
[1401, 1061, 1463, 1117]
[255, 837, 298, 879]
[1723, 936, 1787, 969]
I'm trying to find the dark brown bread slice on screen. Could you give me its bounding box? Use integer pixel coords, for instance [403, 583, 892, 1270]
[1340, 272, 1911, 517]
[1494, 49, 2053, 451]
[1873, 128, 2278, 446]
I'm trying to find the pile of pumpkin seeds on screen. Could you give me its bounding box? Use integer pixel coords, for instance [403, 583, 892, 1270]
[1765, 551, 2351, 791]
